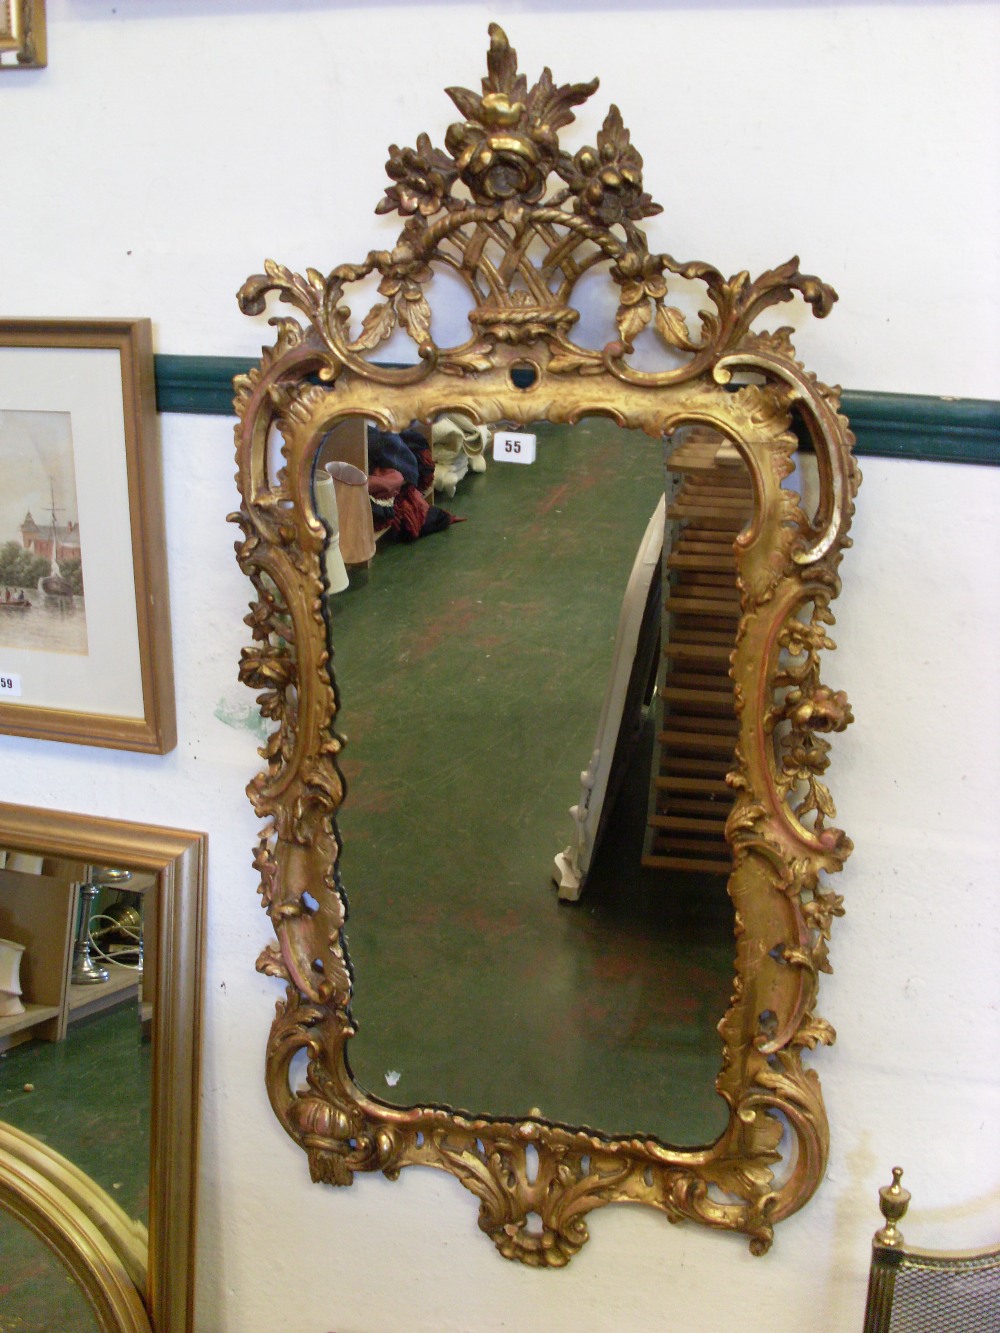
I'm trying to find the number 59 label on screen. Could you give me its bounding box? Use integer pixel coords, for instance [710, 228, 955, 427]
[493, 431, 537, 465]
[0, 673, 22, 698]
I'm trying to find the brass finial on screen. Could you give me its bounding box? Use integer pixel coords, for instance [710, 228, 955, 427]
[875, 1166, 911, 1247]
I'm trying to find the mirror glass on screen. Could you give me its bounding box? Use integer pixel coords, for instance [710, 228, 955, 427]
[0, 1206, 101, 1331]
[317, 414, 751, 1145]
[0, 850, 153, 1327]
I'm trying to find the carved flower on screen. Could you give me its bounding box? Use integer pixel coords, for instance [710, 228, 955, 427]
[369, 239, 435, 348]
[611, 249, 668, 306]
[803, 891, 846, 939]
[238, 644, 295, 720]
[570, 106, 662, 227]
[446, 117, 546, 203]
[443, 24, 597, 205]
[786, 686, 853, 733]
[375, 240, 433, 295]
[782, 737, 831, 778]
[609, 248, 667, 348]
[377, 133, 458, 218]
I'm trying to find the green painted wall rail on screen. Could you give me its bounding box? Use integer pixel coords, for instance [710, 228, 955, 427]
[153, 354, 1000, 467]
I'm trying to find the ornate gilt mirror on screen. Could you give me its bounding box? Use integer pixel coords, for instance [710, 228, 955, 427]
[232, 25, 859, 1263]
[0, 804, 204, 1330]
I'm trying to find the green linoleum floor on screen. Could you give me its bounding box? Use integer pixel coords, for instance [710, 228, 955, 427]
[0, 1002, 149, 1333]
[0, 1213, 100, 1333]
[326, 418, 734, 1146]
[0, 1003, 150, 1222]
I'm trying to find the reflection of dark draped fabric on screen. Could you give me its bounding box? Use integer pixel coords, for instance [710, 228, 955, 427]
[366, 425, 456, 541]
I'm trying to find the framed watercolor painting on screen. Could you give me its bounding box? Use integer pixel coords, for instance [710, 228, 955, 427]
[0, 319, 175, 752]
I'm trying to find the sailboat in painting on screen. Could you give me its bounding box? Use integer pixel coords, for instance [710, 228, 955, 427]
[39, 480, 74, 600]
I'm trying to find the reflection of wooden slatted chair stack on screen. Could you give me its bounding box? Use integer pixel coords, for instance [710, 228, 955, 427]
[642, 428, 753, 877]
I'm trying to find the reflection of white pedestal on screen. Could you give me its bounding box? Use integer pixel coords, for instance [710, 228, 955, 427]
[554, 497, 665, 900]
[0, 936, 26, 1017]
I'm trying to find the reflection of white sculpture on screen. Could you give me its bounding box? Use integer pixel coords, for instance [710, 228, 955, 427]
[0, 937, 26, 1017]
[313, 471, 350, 594]
[431, 413, 490, 497]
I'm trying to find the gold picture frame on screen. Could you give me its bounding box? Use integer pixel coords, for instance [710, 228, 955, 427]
[0, 802, 205, 1332]
[0, 319, 176, 752]
[233, 25, 859, 1263]
[0, 0, 45, 69]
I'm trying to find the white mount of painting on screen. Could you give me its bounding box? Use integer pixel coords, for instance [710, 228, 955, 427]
[0, 349, 142, 718]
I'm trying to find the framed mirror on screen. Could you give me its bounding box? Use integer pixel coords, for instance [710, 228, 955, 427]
[232, 25, 859, 1264]
[0, 803, 204, 1329]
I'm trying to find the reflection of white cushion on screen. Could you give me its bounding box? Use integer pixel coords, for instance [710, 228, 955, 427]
[432, 412, 489, 455]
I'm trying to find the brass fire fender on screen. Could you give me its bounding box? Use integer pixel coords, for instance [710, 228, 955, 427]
[232, 25, 860, 1264]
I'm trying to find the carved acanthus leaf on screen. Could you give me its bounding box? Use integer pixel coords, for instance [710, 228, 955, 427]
[256, 944, 289, 980]
[238, 259, 325, 323]
[546, 348, 605, 375]
[616, 297, 652, 348]
[656, 304, 700, 351]
[792, 1013, 837, 1049]
[350, 301, 396, 351]
[397, 291, 433, 345]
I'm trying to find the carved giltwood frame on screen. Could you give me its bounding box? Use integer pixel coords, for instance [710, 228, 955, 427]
[0, 804, 205, 1329]
[233, 25, 859, 1263]
[0, 0, 45, 69]
[0, 1122, 151, 1333]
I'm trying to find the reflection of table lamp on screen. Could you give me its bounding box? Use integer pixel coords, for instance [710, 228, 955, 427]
[0, 937, 26, 1016]
[326, 461, 376, 566]
[72, 865, 131, 985]
[313, 470, 350, 593]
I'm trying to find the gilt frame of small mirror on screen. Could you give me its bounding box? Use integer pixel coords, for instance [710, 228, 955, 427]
[232, 25, 859, 1263]
[0, 0, 46, 69]
[0, 802, 205, 1329]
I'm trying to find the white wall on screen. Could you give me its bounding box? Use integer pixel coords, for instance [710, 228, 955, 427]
[2, 5, 999, 1330]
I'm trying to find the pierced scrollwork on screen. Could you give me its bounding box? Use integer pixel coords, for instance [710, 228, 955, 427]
[236, 23, 838, 387]
[233, 24, 860, 1264]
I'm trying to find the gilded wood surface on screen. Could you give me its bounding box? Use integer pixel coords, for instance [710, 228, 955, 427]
[0, 1121, 151, 1333]
[233, 25, 859, 1263]
[0, 804, 205, 1329]
[0, 0, 45, 68]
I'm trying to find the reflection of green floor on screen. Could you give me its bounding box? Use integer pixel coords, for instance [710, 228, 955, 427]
[0, 1213, 99, 1333]
[328, 419, 733, 1145]
[0, 1003, 149, 1332]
